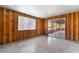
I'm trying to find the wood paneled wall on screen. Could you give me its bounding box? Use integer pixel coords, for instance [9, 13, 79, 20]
[66, 12, 79, 41]
[1, 7, 79, 44]
[45, 12, 79, 41]
[0, 8, 44, 44]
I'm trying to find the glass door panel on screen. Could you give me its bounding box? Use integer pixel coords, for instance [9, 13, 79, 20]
[55, 18, 65, 39]
[48, 18, 65, 39]
[48, 19, 56, 37]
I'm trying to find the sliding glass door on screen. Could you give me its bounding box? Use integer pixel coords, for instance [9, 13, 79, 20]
[48, 19, 56, 37]
[48, 18, 65, 39]
[55, 18, 65, 39]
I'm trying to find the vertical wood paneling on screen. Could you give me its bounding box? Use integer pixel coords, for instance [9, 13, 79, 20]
[66, 14, 69, 39]
[67, 13, 71, 40]
[65, 14, 67, 39]
[3, 9, 7, 44]
[78, 12, 79, 40]
[1, 7, 79, 44]
[76, 12, 78, 41]
[15, 12, 18, 41]
[11, 11, 16, 41]
[0, 8, 3, 44]
[5, 9, 10, 43]
[73, 12, 76, 40]
[71, 13, 74, 40]
[9, 11, 12, 42]
[44, 19, 48, 35]
[0, 8, 44, 44]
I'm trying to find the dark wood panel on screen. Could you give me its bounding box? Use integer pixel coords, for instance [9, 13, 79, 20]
[44, 19, 48, 35]
[0, 8, 3, 44]
[66, 13, 71, 40]
[73, 12, 76, 40]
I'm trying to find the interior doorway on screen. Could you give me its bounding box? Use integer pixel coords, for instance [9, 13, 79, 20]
[48, 18, 65, 39]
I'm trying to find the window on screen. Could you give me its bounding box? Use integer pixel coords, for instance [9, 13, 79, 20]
[18, 16, 36, 30]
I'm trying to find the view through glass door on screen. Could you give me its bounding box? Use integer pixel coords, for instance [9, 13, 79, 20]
[48, 18, 65, 39]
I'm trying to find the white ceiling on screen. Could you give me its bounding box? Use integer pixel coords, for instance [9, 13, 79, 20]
[0, 5, 79, 18]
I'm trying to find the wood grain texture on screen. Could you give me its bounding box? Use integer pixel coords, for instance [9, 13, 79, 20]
[66, 13, 71, 40]
[0, 7, 44, 44]
[76, 12, 78, 41]
[44, 19, 48, 35]
[0, 8, 3, 44]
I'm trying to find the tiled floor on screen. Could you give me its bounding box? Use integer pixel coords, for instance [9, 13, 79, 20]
[48, 30, 65, 39]
[0, 35, 79, 53]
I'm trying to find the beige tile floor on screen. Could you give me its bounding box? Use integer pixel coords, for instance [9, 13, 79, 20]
[0, 35, 79, 53]
[48, 30, 65, 39]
